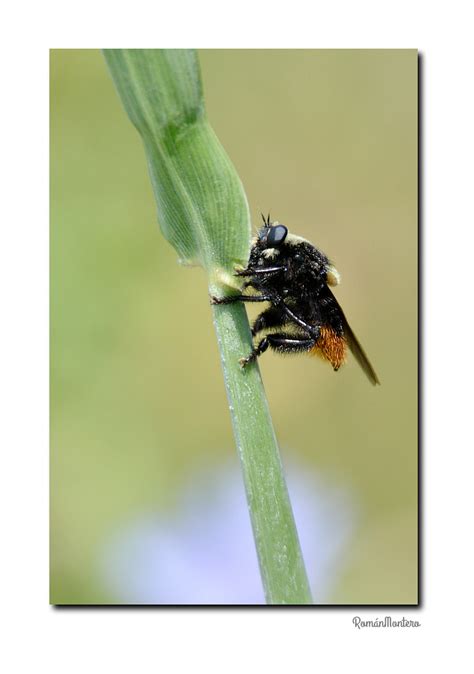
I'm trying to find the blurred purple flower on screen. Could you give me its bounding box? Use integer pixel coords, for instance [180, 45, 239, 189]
[101, 462, 355, 604]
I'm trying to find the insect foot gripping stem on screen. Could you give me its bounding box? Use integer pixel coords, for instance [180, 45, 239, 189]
[239, 337, 270, 368]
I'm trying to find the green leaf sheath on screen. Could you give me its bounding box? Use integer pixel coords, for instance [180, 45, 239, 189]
[103, 49, 312, 604]
[103, 49, 250, 277]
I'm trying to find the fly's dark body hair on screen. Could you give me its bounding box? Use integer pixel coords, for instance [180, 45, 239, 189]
[212, 214, 380, 385]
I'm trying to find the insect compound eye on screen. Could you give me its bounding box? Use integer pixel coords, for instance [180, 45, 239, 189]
[257, 227, 268, 243]
[267, 224, 288, 247]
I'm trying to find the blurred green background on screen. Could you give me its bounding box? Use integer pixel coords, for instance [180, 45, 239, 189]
[50, 49, 417, 604]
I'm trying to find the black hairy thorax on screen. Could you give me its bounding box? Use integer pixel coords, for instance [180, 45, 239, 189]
[249, 239, 345, 336]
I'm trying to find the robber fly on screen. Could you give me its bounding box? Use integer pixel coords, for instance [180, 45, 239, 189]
[211, 214, 380, 385]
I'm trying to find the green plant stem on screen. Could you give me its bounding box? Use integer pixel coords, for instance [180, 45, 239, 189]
[104, 48, 312, 604]
[212, 299, 312, 604]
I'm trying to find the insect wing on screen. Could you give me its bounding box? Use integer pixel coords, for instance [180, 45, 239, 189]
[327, 289, 380, 386]
[343, 318, 380, 386]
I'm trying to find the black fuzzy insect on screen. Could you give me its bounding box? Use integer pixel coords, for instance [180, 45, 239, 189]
[212, 214, 380, 385]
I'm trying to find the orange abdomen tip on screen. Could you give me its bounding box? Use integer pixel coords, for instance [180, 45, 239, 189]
[311, 326, 347, 370]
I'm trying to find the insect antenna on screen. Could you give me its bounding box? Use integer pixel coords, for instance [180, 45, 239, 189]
[260, 212, 271, 227]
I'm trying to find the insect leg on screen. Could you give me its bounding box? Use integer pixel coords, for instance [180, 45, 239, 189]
[235, 266, 287, 277]
[240, 332, 316, 367]
[239, 336, 270, 367]
[251, 306, 288, 336]
[265, 333, 316, 355]
[210, 293, 272, 305]
[272, 300, 320, 338]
